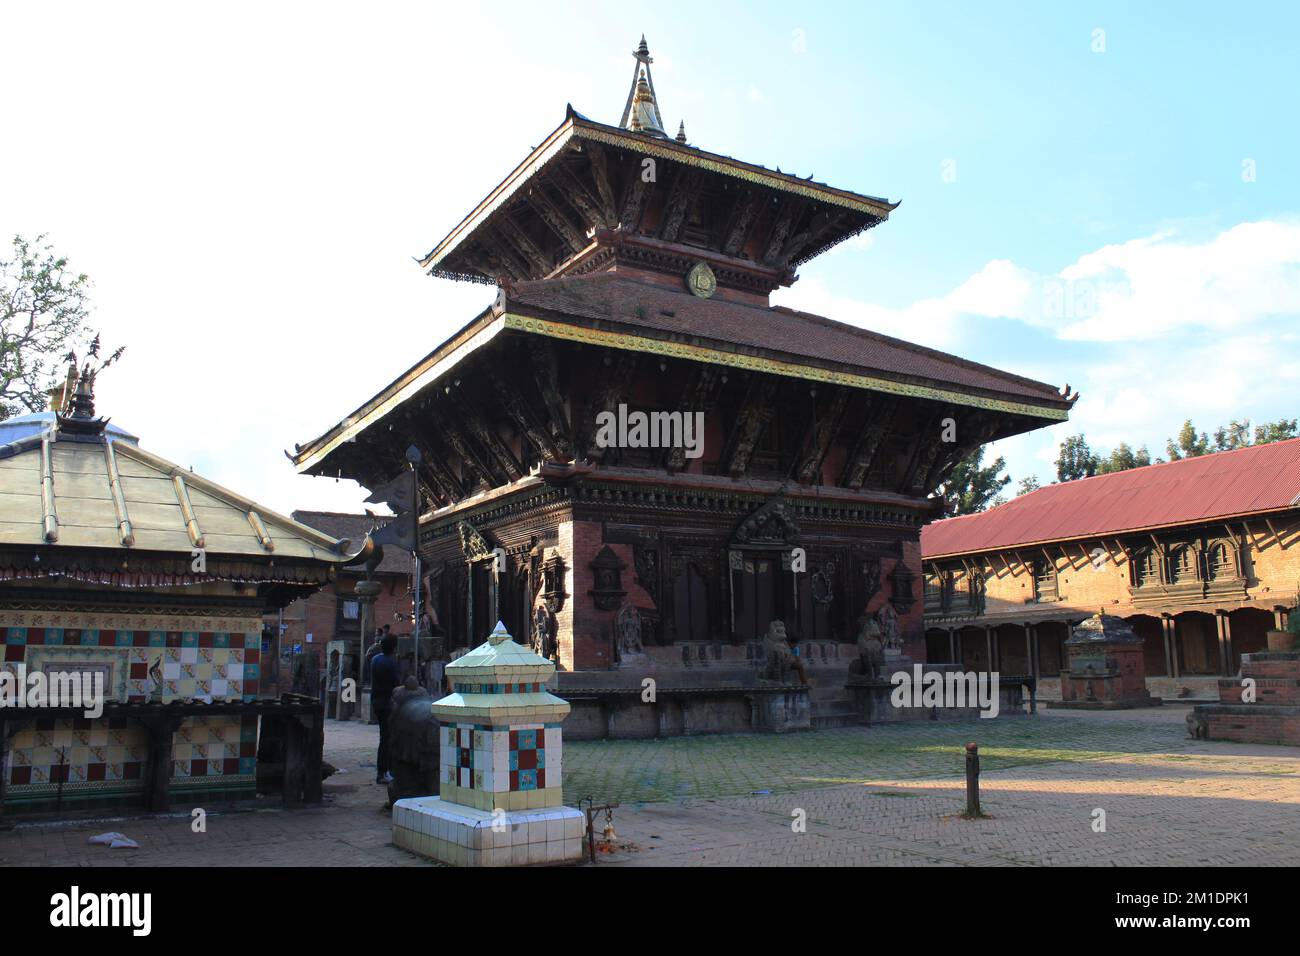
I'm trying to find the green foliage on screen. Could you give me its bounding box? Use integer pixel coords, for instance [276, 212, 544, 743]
[1055, 434, 1098, 482]
[1166, 420, 1211, 461]
[1096, 442, 1152, 474]
[942, 446, 1011, 515]
[1254, 419, 1298, 445]
[0, 234, 92, 421]
[1016, 474, 1041, 496]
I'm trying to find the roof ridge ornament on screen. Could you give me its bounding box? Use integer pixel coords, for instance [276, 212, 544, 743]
[619, 35, 667, 138]
[54, 335, 126, 437]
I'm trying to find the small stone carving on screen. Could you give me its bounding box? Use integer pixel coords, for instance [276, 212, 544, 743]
[615, 602, 648, 667]
[1186, 710, 1208, 740]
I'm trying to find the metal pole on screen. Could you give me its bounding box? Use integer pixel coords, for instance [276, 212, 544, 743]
[413, 553, 422, 687]
[965, 742, 980, 817]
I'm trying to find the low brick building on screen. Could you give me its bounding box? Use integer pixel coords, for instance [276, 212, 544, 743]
[921, 438, 1300, 699]
[269, 512, 415, 704]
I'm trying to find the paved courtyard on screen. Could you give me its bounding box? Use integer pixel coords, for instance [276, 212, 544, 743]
[3, 705, 1298, 866]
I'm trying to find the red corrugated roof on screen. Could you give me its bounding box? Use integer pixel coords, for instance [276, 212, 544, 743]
[922, 437, 1300, 558]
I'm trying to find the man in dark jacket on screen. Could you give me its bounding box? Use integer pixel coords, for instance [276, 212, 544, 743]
[371, 634, 401, 785]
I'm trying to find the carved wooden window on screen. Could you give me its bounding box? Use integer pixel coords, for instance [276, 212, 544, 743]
[1168, 545, 1196, 584]
[1134, 548, 1160, 588]
[1208, 541, 1237, 581]
[1032, 557, 1057, 603]
[924, 571, 945, 612]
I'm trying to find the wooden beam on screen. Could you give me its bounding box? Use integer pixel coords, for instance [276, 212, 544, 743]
[841, 396, 894, 489]
[721, 191, 760, 257]
[586, 143, 620, 226]
[665, 365, 722, 471]
[526, 338, 573, 459]
[528, 186, 586, 256]
[793, 387, 850, 484]
[718, 375, 776, 478]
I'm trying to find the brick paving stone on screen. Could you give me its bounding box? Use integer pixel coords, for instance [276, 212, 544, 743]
[1, 705, 1296, 866]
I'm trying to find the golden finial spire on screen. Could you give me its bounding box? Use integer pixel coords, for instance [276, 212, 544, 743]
[619, 35, 667, 137]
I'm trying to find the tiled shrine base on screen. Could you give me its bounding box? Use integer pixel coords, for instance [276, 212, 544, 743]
[393, 797, 585, 867]
[438, 724, 564, 812]
[3, 714, 257, 813]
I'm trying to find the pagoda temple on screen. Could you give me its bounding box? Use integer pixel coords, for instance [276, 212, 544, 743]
[293, 38, 1074, 734]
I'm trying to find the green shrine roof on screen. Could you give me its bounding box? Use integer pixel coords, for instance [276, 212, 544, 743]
[432, 622, 570, 724]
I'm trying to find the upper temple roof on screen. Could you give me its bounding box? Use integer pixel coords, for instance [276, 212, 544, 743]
[418, 107, 899, 296]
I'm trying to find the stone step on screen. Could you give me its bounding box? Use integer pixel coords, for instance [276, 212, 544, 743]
[810, 697, 858, 728]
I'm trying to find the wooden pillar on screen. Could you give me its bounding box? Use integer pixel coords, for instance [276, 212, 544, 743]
[1216, 611, 1233, 676]
[0, 715, 8, 818]
[1028, 624, 1040, 681]
[984, 626, 994, 675]
[1170, 613, 1180, 681]
[283, 715, 306, 807]
[302, 712, 323, 804]
[947, 627, 956, 664]
[141, 714, 182, 812]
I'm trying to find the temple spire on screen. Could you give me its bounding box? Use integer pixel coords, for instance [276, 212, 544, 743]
[676, 120, 687, 144]
[619, 34, 667, 138]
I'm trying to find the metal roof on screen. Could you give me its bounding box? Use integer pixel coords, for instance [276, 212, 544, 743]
[922, 437, 1300, 558]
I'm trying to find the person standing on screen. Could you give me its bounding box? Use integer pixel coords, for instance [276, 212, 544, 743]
[370, 634, 400, 785]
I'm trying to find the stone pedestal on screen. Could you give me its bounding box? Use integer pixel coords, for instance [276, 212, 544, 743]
[1190, 651, 1300, 745]
[1051, 614, 1160, 710]
[392, 622, 584, 866]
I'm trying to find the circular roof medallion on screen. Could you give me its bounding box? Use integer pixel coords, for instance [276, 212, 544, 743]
[686, 261, 716, 299]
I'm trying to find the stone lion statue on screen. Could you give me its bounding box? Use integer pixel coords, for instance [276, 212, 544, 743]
[760, 620, 810, 686]
[848, 616, 885, 680]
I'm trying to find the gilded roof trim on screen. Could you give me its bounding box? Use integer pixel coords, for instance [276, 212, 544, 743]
[501, 313, 1070, 421]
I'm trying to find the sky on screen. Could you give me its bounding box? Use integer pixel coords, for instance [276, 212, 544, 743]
[2, 0, 1298, 516]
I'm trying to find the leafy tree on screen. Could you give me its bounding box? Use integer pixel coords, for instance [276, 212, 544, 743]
[942, 446, 1011, 515]
[1097, 442, 1152, 474]
[1254, 418, 1298, 445]
[1016, 475, 1041, 496]
[1, 235, 92, 420]
[1213, 420, 1252, 451]
[1166, 420, 1211, 460]
[1055, 434, 1099, 482]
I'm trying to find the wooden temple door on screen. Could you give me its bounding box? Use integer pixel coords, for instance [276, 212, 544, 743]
[673, 564, 709, 642]
[731, 551, 787, 642]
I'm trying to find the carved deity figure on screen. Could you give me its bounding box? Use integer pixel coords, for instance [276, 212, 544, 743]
[615, 602, 646, 665]
[876, 602, 902, 654]
[848, 616, 885, 680]
[760, 620, 810, 686]
[534, 605, 557, 662]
